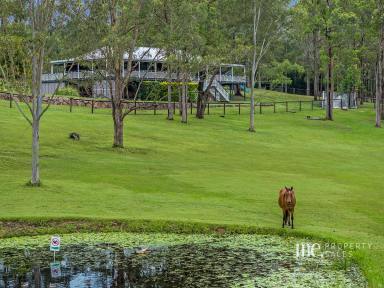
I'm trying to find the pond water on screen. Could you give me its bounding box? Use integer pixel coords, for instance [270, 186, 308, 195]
[0, 233, 366, 288]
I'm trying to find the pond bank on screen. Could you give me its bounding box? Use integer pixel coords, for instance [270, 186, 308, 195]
[0, 232, 367, 287]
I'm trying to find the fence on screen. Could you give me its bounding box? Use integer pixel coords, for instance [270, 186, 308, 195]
[0, 92, 336, 117]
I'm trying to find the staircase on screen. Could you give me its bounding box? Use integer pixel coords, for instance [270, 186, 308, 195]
[203, 79, 230, 102]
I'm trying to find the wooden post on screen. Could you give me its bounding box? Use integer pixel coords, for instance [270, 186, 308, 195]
[9, 93, 13, 108]
[238, 103, 241, 114]
[223, 103, 226, 115]
[341, 99, 343, 109]
[134, 101, 137, 115]
[259, 103, 262, 114]
[70, 98, 73, 112]
[299, 101, 302, 111]
[154, 102, 157, 115]
[190, 101, 193, 115]
[91, 100, 94, 114]
[286, 101, 288, 112]
[273, 102, 276, 113]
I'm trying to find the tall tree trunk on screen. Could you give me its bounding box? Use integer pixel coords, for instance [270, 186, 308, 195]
[249, 0, 258, 132]
[313, 30, 320, 101]
[196, 81, 206, 119]
[181, 77, 188, 123]
[306, 71, 311, 96]
[326, 29, 334, 121]
[167, 81, 174, 120]
[258, 72, 262, 89]
[249, 65, 256, 132]
[376, 21, 384, 127]
[112, 65, 124, 147]
[112, 103, 124, 147]
[30, 46, 44, 186]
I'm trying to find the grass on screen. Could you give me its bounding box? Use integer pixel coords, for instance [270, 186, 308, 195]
[0, 94, 383, 287]
[253, 88, 314, 102]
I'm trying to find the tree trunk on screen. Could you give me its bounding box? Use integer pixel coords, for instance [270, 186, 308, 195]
[196, 81, 206, 119]
[258, 72, 262, 89]
[167, 83, 174, 120]
[112, 104, 124, 147]
[376, 21, 384, 127]
[181, 78, 188, 123]
[249, 65, 256, 132]
[112, 72, 124, 148]
[313, 30, 320, 101]
[306, 71, 311, 96]
[31, 116, 40, 185]
[30, 45, 44, 186]
[326, 30, 334, 121]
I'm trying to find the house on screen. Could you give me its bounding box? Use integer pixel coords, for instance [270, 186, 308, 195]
[41, 47, 247, 101]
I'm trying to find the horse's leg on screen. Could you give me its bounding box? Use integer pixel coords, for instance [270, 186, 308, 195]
[287, 211, 291, 226]
[291, 212, 294, 229]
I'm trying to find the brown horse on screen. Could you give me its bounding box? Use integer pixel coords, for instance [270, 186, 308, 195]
[278, 187, 296, 229]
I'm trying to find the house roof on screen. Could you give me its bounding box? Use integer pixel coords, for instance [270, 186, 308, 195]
[50, 47, 166, 64]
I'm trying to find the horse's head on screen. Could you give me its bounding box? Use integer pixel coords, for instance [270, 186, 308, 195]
[284, 186, 295, 206]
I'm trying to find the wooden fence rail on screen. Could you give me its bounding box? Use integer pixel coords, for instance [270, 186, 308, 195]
[1, 91, 375, 116]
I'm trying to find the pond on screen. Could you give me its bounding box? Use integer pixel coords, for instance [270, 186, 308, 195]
[0, 233, 366, 287]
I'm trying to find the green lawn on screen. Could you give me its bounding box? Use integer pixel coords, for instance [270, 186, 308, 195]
[252, 88, 314, 102]
[0, 99, 383, 286]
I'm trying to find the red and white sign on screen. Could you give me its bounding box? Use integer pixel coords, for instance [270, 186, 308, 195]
[50, 236, 61, 252]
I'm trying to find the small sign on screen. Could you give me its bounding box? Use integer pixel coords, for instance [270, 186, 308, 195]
[50, 262, 61, 278]
[50, 236, 61, 252]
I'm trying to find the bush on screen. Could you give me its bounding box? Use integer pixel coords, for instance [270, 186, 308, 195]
[56, 86, 80, 98]
[136, 81, 198, 102]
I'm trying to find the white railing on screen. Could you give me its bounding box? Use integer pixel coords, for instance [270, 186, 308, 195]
[42, 71, 246, 84]
[204, 79, 230, 102]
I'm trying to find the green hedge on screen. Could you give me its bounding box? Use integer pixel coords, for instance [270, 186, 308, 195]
[56, 86, 80, 97]
[137, 81, 198, 101]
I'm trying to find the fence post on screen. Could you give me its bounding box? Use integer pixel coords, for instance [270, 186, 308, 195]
[273, 102, 276, 113]
[223, 103, 226, 115]
[154, 102, 157, 115]
[208, 102, 210, 115]
[286, 101, 288, 112]
[91, 100, 94, 114]
[190, 102, 193, 115]
[299, 101, 302, 111]
[259, 103, 262, 114]
[238, 103, 241, 115]
[70, 98, 73, 112]
[134, 101, 137, 115]
[341, 99, 343, 109]
[9, 93, 13, 108]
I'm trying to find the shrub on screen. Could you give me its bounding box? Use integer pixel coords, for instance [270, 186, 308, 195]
[56, 86, 80, 98]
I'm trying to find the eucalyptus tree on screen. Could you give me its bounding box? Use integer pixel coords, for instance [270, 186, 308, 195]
[81, 0, 156, 147]
[375, 0, 384, 127]
[0, 0, 73, 186]
[248, 0, 290, 132]
[227, 0, 289, 132]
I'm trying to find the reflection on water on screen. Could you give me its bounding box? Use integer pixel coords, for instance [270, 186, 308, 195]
[0, 243, 282, 287]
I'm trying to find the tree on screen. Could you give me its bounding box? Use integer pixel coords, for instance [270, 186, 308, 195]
[83, 0, 155, 147]
[248, 0, 289, 132]
[375, 0, 384, 127]
[0, 0, 70, 185]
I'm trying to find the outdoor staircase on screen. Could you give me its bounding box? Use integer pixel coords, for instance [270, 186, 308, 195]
[204, 79, 230, 102]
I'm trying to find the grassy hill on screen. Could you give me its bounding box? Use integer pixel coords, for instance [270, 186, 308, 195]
[0, 99, 382, 286]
